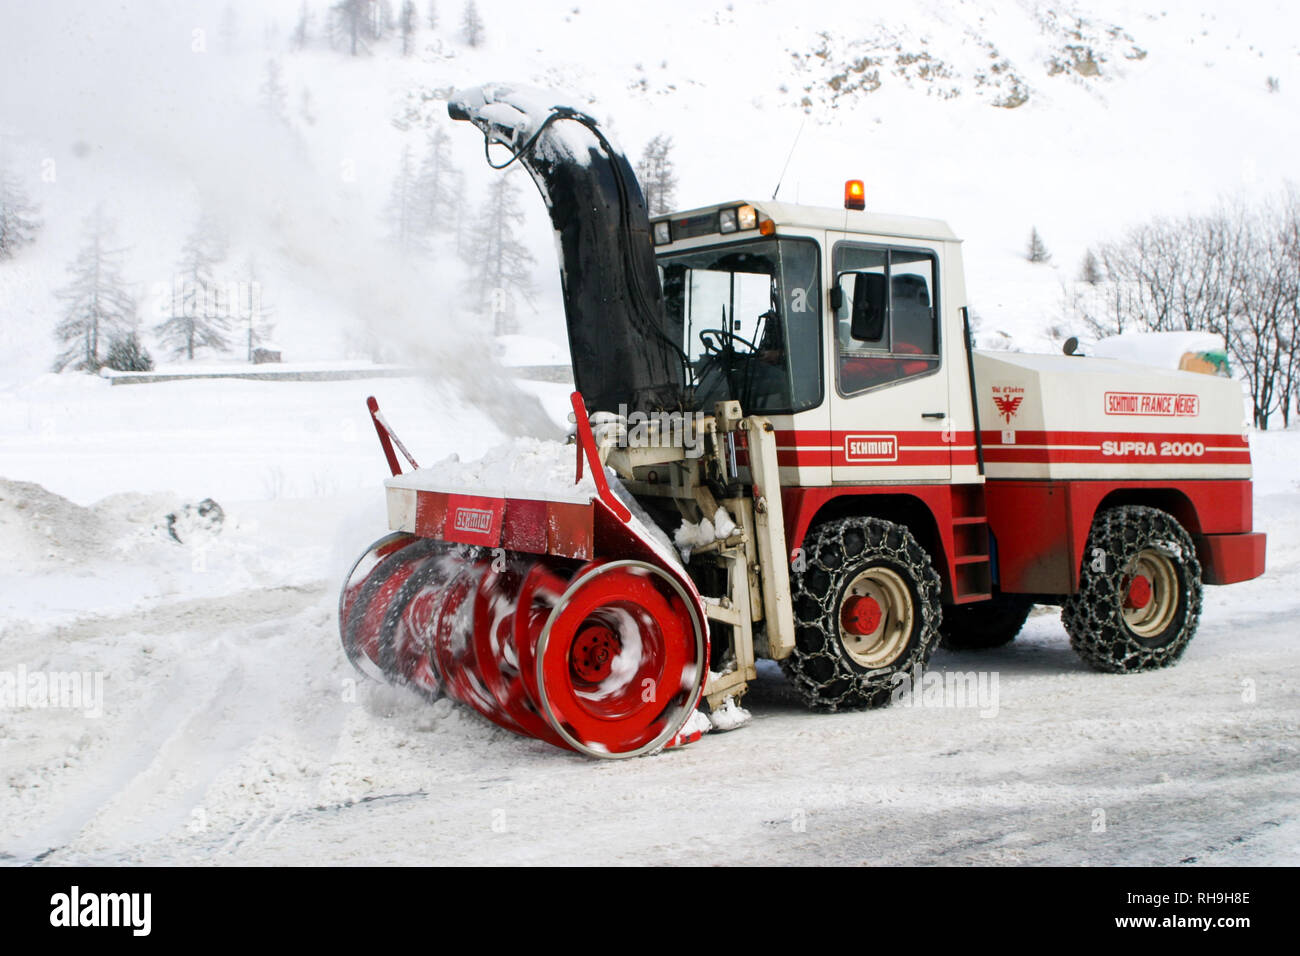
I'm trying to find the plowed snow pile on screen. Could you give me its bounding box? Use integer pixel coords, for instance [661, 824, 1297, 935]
[0, 480, 207, 570]
[0, 480, 110, 568]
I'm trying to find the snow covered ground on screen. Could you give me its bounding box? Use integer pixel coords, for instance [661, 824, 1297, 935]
[2, 0, 1298, 866]
[0, 374, 1296, 866]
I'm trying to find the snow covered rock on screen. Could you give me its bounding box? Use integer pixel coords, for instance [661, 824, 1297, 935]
[164, 498, 225, 544]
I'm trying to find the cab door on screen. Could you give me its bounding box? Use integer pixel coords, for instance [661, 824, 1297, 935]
[826, 237, 951, 484]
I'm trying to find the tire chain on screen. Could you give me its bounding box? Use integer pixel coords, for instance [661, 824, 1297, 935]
[1062, 505, 1203, 673]
[781, 516, 942, 711]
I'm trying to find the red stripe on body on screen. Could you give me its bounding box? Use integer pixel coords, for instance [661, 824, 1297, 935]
[765, 428, 1249, 467]
[978, 429, 1248, 447]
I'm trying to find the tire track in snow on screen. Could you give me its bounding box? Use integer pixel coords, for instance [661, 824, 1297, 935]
[3, 583, 327, 645]
[4, 584, 343, 864]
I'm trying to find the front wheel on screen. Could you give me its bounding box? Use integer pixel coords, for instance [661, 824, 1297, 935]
[781, 516, 942, 711]
[1062, 506, 1203, 672]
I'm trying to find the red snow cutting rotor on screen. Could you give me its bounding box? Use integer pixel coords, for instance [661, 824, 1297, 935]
[339, 393, 709, 758]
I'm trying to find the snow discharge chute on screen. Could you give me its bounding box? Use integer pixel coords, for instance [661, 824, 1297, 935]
[447, 82, 685, 413]
[339, 388, 709, 758]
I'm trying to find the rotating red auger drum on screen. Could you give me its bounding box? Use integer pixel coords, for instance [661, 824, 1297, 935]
[338, 393, 710, 758]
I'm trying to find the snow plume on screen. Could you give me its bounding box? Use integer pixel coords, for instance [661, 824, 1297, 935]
[0, 1, 557, 439]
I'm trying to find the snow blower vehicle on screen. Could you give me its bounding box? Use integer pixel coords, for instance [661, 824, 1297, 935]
[338, 82, 1267, 759]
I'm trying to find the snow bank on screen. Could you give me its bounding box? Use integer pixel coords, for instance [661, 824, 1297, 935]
[0, 480, 111, 569]
[0, 479, 190, 570]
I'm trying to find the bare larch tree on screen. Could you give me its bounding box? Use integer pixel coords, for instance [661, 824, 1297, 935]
[331, 0, 369, 55]
[53, 207, 136, 372]
[386, 144, 428, 255]
[461, 173, 535, 335]
[636, 134, 678, 216]
[0, 163, 40, 260]
[461, 0, 484, 47]
[155, 214, 232, 360]
[416, 125, 460, 236]
[400, 0, 418, 55]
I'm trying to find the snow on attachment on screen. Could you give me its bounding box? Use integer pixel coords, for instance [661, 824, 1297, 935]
[338, 391, 710, 759]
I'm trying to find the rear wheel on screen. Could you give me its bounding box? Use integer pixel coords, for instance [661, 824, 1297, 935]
[1062, 506, 1203, 672]
[781, 516, 942, 710]
[940, 593, 1034, 650]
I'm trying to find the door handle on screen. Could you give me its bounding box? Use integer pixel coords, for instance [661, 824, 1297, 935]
[921, 411, 946, 420]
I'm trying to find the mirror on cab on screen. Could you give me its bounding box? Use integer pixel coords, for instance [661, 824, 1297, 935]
[832, 271, 888, 344]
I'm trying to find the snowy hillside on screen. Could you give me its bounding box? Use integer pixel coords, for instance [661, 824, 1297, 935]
[2, 0, 1299, 379]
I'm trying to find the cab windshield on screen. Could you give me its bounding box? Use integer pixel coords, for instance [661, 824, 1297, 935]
[657, 238, 822, 414]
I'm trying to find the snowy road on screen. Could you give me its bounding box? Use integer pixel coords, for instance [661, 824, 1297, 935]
[5, 564, 1297, 866]
[1, 378, 1297, 865]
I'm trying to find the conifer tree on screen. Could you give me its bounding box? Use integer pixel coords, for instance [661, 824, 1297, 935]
[53, 207, 136, 372]
[154, 215, 232, 360]
[460, 174, 535, 335]
[636, 134, 678, 216]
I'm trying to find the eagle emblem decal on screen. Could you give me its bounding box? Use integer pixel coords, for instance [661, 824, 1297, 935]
[992, 394, 1023, 423]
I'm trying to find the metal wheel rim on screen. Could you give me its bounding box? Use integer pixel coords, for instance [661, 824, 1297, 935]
[338, 531, 413, 628]
[339, 531, 420, 684]
[534, 560, 706, 759]
[1123, 548, 1179, 638]
[839, 566, 914, 668]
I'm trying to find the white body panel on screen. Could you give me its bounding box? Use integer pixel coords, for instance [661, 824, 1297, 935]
[654, 200, 1249, 490]
[973, 351, 1252, 480]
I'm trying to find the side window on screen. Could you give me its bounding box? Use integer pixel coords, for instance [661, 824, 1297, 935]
[833, 244, 939, 395]
[890, 251, 938, 356]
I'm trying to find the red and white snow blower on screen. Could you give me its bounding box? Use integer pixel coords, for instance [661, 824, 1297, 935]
[339, 83, 1266, 759]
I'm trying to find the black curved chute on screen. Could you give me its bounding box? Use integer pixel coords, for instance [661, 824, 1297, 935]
[449, 83, 684, 413]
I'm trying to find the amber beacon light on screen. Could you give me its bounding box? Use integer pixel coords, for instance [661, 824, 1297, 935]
[844, 179, 865, 210]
